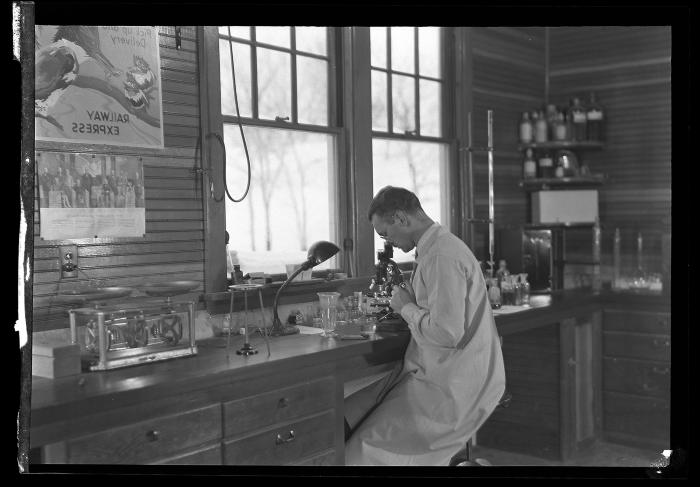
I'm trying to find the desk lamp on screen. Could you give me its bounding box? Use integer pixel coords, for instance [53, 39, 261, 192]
[270, 240, 340, 336]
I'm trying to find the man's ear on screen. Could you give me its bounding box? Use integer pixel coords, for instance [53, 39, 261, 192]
[394, 210, 408, 226]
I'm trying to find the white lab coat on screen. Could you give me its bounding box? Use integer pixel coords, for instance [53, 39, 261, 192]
[345, 224, 506, 466]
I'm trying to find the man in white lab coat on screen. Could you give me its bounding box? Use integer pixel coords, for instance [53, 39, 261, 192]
[344, 186, 506, 466]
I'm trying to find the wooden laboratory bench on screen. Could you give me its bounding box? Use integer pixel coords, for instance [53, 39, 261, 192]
[29, 327, 410, 466]
[29, 288, 671, 466]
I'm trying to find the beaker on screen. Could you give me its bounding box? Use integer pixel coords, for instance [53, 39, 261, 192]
[317, 292, 340, 337]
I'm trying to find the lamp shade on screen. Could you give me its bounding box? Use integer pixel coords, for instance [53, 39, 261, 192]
[303, 240, 340, 269]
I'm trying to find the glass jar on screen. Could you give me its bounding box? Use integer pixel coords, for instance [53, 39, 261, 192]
[534, 110, 548, 143]
[538, 151, 555, 179]
[519, 111, 533, 144]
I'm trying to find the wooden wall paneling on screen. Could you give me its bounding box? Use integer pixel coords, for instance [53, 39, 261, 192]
[548, 27, 671, 276]
[467, 27, 546, 265]
[32, 27, 205, 332]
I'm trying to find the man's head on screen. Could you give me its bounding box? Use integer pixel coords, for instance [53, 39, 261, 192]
[367, 186, 432, 253]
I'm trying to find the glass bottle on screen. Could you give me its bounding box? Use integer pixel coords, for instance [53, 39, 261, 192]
[520, 273, 531, 306]
[585, 92, 604, 142]
[513, 275, 523, 306]
[538, 151, 554, 179]
[500, 275, 515, 306]
[523, 148, 537, 179]
[487, 277, 502, 309]
[495, 259, 510, 288]
[534, 109, 548, 143]
[569, 97, 587, 141]
[553, 109, 568, 141]
[519, 111, 533, 144]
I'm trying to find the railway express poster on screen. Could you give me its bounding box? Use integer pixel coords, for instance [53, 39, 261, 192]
[35, 26, 164, 149]
[37, 151, 146, 240]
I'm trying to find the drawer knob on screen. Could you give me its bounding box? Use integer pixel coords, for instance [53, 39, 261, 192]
[275, 430, 295, 445]
[642, 383, 660, 393]
[146, 430, 160, 442]
[653, 339, 671, 347]
[278, 397, 289, 408]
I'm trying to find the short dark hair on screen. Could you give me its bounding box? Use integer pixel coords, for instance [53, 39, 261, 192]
[367, 186, 424, 221]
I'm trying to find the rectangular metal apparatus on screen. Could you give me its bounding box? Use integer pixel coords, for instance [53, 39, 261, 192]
[68, 298, 197, 371]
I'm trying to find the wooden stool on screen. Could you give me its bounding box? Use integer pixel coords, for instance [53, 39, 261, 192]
[449, 390, 512, 466]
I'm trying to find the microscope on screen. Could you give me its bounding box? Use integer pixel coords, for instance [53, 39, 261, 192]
[368, 241, 406, 322]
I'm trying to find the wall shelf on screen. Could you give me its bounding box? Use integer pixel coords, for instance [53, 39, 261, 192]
[518, 141, 604, 152]
[519, 174, 605, 191]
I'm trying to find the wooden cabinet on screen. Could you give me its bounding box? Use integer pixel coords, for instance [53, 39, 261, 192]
[602, 308, 671, 449]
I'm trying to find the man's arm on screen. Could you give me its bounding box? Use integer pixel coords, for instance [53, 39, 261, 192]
[398, 254, 468, 348]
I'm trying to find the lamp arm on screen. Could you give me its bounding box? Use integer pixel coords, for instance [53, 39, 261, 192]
[272, 263, 309, 328]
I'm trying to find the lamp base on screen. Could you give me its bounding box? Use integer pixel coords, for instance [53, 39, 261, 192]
[269, 324, 300, 337]
[236, 342, 258, 356]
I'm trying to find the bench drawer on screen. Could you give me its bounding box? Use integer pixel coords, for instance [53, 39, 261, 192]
[223, 377, 335, 437]
[603, 357, 670, 398]
[603, 310, 670, 334]
[223, 410, 335, 465]
[67, 404, 221, 464]
[603, 331, 670, 362]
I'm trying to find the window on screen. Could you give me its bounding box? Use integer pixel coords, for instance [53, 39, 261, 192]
[370, 27, 449, 263]
[218, 26, 338, 276]
[203, 26, 458, 291]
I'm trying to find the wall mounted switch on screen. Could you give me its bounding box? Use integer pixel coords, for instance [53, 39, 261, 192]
[59, 245, 78, 279]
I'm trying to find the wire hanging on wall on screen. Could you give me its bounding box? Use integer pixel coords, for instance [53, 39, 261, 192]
[195, 28, 252, 203]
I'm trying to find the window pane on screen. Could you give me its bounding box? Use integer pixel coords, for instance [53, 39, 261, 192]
[419, 79, 441, 137]
[220, 26, 250, 40]
[372, 139, 449, 263]
[255, 26, 290, 48]
[297, 56, 328, 126]
[220, 40, 252, 117]
[418, 27, 440, 78]
[224, 125, 337, 275]
[370, 27, 387, 68]
[257, 48, 291, 120]
[392, 74, 415, 133]
[391, 27, 415, 74]
[295, 27, 326, 56]
[371, 70, 388, 131]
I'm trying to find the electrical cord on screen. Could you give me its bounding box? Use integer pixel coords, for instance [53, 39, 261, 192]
[195, 30, 252, 203]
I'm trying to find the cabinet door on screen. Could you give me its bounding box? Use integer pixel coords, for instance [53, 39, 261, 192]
[67, 404, 222, 464]
[223, 410, 335, 465]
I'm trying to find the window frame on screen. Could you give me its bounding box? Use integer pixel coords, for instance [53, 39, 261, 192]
[199, 26, 463, 294]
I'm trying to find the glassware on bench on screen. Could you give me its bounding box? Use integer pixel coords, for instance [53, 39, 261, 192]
[317, 292, 340, 337]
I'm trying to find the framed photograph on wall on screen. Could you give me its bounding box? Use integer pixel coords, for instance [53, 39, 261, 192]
[35, 25, 164, 149]
[37, 151, 146, 240]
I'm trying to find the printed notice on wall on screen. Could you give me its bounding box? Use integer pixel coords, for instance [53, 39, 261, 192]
[35, 25, 164, 149]
[38, 151, 146, 240]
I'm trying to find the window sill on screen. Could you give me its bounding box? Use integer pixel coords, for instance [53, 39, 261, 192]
[202, 276, 373, 314]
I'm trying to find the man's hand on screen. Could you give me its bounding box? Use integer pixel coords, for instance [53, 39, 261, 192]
[390, 283, 416, 314]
